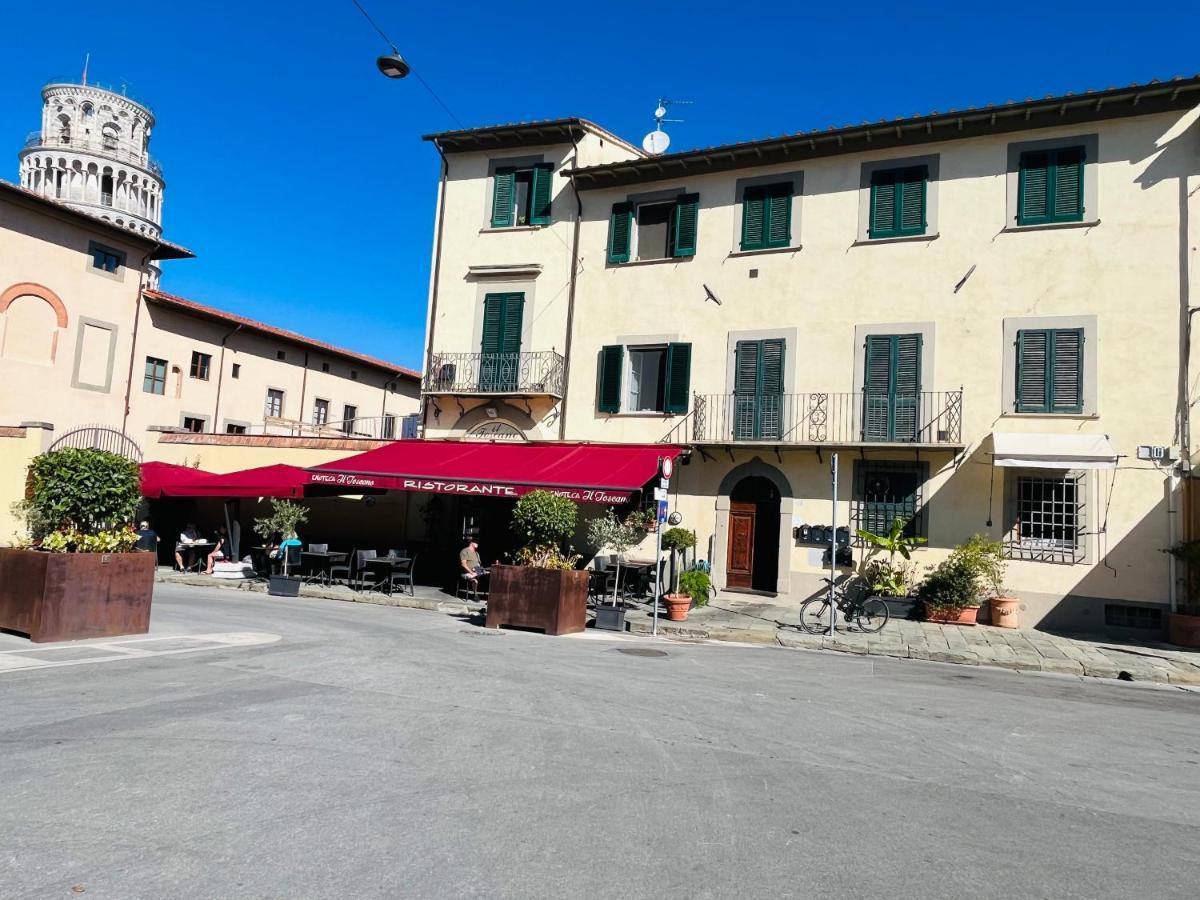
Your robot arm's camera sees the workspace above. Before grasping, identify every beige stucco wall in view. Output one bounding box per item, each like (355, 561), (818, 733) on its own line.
(0, 424), (54, 544)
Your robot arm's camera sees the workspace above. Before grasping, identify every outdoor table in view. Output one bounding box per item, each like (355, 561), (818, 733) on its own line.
(363, 556), (412, 596)
(301, 550), (348, 586)
(176, 541), (215, 573)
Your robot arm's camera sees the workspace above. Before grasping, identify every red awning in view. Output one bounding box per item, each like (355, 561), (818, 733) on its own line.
(141, 461), (214, 498)
(307, 441), (681, 503)
(181, 464), (309, 499)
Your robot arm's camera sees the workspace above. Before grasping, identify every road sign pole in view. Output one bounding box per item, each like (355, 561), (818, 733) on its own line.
(653, 513), (662, 636)
(828, 452), (839, 636)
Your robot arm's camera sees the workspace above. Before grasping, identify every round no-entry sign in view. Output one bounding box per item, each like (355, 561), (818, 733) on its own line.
(660, 457), (674, 480)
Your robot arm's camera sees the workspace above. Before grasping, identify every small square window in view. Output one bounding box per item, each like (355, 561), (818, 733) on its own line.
(852, 461), (929, 540)
(231, 363), (241, 379)
(143, 356), (167, 395)
(189, 351), (211, 380)
(1006, 473), (1085, 564)
(276, 350), (286, 361)
(89, 243), (124, 273)
(265, 388), (284, 418)
(350, 370), (358, 381)
(321, 362), (330, 373)
(182, 416), (206, 433)
(225, 423), (247, 435)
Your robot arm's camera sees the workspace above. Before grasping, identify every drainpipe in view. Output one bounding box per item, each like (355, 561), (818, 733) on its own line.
(122, 240), (161, 438)
(298, 350), (310, 436)
(420, 142), (450, 436)
(557, 134), (584, 440)
(212, 323), (244, 431)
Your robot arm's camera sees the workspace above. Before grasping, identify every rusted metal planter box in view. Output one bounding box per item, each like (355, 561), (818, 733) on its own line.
(0, 548), (155, 643)
(485, 565), (588, 636)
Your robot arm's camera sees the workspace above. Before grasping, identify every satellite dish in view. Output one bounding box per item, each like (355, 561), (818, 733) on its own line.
(654, 106), (667, 120)
(642, 129), (670, 155)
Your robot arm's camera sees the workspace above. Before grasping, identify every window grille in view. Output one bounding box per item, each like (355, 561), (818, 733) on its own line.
(852, 460), (928, 540)
(1007, 472), (1085, 563)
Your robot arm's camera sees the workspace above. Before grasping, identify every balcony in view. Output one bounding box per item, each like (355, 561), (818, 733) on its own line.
(23, 131), (163, 177)
(664, 390), (964, 448)
(423, 351), (565, 399)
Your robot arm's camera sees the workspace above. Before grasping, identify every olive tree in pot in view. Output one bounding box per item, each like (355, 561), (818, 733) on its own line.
(586, 509), (654, 631)
(1, 448), (150, 642)
(666, 567), (711, 622)
(486, 491), (587, 635)
(855, 516), (925, 620)
(660, 526), (697, 593)
(253, 499), (309, 597)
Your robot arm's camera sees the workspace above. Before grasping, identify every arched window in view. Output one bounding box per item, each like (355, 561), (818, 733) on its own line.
(0, 284), (68, 365)
(101, 170), (114, 206)
(57, 115), (70, 143)
(102, 124), (119, 151)
(81, 102), (94, 119)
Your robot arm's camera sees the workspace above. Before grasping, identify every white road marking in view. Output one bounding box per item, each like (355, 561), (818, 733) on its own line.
(0, 632), (281, 673)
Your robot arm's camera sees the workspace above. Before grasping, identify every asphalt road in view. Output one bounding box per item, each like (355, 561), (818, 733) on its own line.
(2, 583), (1198, 899)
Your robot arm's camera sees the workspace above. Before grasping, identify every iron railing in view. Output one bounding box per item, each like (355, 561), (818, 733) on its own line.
(244, 414), (419, 441)
(675, 390), (963, 445)
(423, 351), (565, 397)
(48, 425), (143, 461)
(23, 131), (163, 176)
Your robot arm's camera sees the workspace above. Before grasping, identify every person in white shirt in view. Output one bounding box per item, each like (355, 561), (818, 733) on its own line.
(175, 523), (202, 571)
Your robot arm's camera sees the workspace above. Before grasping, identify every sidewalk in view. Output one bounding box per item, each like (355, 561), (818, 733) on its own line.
(624, 596), (1200, 687)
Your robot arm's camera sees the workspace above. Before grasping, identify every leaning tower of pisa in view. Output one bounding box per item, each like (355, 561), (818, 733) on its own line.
(18, 81), (165, 239)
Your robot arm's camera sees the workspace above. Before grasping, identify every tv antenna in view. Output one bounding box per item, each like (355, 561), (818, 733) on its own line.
(642, 97), (692, 156)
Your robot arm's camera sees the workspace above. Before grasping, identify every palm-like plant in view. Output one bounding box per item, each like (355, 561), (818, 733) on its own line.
(855, 516), (926, 597)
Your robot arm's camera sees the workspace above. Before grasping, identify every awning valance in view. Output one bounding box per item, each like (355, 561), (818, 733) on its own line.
(991, 432), (1118, 470)
(141, 461), (214, 498)
(306, 440), (681, 503)
(140, 462), (308, 498)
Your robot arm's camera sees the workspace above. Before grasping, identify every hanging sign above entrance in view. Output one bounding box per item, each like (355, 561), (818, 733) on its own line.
(465, 421), (527, 442)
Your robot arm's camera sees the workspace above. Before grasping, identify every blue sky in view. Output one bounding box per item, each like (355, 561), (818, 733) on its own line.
(1, 1), (1197, 370)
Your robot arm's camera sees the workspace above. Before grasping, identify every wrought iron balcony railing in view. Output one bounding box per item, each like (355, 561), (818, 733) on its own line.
(23, 131), (163, 176)
(664, 390), (963, 446)
(423, 351), (565, 397)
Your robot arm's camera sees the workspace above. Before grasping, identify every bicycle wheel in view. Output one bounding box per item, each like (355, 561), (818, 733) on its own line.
(856, 597), (890, 633)
(799, 597), (832, 634)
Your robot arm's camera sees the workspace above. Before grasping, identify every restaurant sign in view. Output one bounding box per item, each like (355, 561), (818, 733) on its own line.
(307, 471), (630, 504)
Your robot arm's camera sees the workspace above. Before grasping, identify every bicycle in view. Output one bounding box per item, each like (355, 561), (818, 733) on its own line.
(798, 578), (889, 634)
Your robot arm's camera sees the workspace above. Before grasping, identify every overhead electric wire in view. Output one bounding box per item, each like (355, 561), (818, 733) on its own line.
(348, 0), (466, 129)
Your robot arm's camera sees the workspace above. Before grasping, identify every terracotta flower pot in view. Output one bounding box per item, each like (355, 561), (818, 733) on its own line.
(1166, 612), (1200, 648)
(990, 596), (1021, 629)
(663, 593), (692, 622)
(922, 603), (980, 626)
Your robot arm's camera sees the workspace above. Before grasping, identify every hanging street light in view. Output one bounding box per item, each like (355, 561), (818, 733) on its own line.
(376, 52), (410, 79)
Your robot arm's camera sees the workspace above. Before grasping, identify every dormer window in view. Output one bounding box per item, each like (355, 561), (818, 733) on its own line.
(491, 164), (553, 227)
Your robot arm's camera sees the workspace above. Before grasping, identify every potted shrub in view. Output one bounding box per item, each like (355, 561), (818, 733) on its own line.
(855, 517), (925, 620)
(666, 567), (711, 622)
(586, 509), (654, 631)
(486, 491), (587, 635)
(917, 535), (1006, 626)
(253, 499), (309, 597)
(660, 526), (697, 593)
(955, 534), (1017, 627)
(0, 448), (152, 642)
(1164, 541), (1200, 646)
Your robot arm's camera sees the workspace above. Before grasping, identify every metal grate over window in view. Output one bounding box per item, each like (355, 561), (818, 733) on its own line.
(1007, 472), (1085, 564)
(852, 460), (929, 540)
(1104, 604), (1162, 630)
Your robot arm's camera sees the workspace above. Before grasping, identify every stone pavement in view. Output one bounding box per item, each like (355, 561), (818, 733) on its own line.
(625, 596), (1200, 687)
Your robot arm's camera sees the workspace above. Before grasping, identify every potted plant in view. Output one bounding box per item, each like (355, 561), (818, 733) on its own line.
(955, 534), (1016, 627)
(916, 535), (1005, 626)
(1164, 541), (1200, 646)
(253, 498), (309, 597)
(666, 567), (711, 622)
(1, 448), (151, 642)
(855, 517), (925, 619)
(487, 491), (587, 635)
(586, 509), (654, 631)
(660, 526), (697, 593)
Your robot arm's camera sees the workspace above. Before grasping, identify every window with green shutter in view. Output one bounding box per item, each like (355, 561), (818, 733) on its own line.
(491, 162), (554, 227)
(868, 166), (928, 239)
(479, 293), (524, 392)
(741, 183), (792, 251)
(597, 345), (624, 413)
(1017, 147), (1085, 225)
(862, 333), (922, 441)
(607, 202), (633, 264)
(733, 338), (785, 440)
(664, 343), (692, 414)
(609, 194), (700, 263)
(1015, 328), (1084, 413)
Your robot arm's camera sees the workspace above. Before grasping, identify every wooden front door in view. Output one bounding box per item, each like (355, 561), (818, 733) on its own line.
(726, 501), (756, 589)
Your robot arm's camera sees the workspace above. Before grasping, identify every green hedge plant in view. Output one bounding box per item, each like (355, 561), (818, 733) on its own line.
(19, 448), (142, 552)
(511, 490), (580, 569)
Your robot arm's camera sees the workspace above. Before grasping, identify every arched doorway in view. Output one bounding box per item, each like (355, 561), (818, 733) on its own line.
(726, 476), (781, 591)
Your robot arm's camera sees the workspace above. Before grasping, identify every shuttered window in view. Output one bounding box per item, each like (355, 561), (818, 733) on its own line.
(1018, 147), (1084, 225)
(608, 194), (699, 263)
(868, 166), (928, 239)
(597, 345), (624, 413)
(664, 343), (692, 414)
(491, 163), (554, 227)
(480, 293), (524, 392)
(733, 338), (785, 440)
(862, 333), (922, 441)
(1015, 328), (1084, 413)
(741, 183), (792, 251)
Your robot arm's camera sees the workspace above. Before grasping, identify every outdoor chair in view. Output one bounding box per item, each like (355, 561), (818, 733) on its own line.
(284, 544), (302, 574)
(457, 570), (487, 602)
(387, 548), (407, 559)
(355, 549), (378, 590)
(387, 554), (417, 596)
(308, 543), (328, 553)
(329, 548), (356, 586)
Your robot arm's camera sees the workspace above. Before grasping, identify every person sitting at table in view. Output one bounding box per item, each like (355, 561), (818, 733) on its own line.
(460, 537), (488, 583)
(205, 526), (229, 575)
(135, 520), (159, 554)
(269, 529), (302, 573)
(175, 522), (202, 571)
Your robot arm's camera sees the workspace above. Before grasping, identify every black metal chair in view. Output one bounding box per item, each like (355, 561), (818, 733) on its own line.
(330, 548), (356, 586)
(284, 544), (302, 575)
(387, 554), (417, 596)
(308, 543), (329, 553)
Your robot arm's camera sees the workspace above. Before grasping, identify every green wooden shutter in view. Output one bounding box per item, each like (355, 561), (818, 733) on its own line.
(1049, 328), (1084, 413)
(893, 333), (922, 440)
(664, 343), (692, 414)
(1015, 330), (1049, 412)
(759, 338), (785, 439)
(1052, 148), (1084, 221)
(741, 187), (766, 251)
(597, 345), (624, 413)
(672, 193), (699, 257)
(898, 168), (927, 235)
(500, 295), (524, 353)
(869, 171), (897, 238)
(607, 202), (633, 264)
(480, 295), (504, 353)
(765, 184), (792, 248)
(733, 340), (760, 439)
(491, 168), (515, 228)
(529, 164), (553, 225)
(1018, 152), (1050, 225)
(863, 334), (892, 440)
